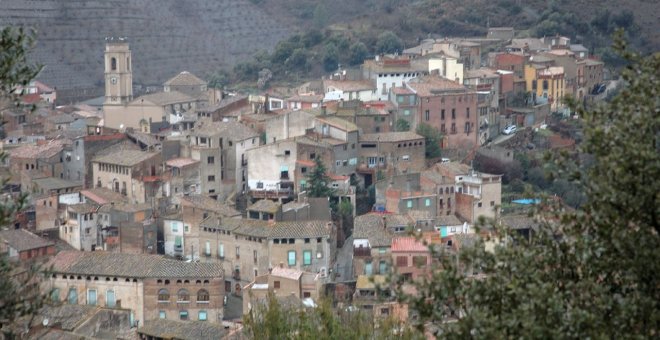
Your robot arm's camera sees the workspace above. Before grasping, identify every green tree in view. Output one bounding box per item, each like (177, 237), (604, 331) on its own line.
(323, 43), (339, 72)
(395, 118), (410, 132)
(286, 48), (309, 71)
(312, 3), (328, 29)
(376, 31), (403, 54)
(0, 26), (49, 338)
(348, 41), (369, 66)
(415, 123), (442, 159)
(207, 69), (229, 89)
(404, 35), (660, 338)
(306, 157), (334, 198)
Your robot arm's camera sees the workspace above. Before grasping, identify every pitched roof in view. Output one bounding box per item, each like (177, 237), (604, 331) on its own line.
(248, 199), (281, 214)
(270, 266), (303, 280)
(407, 76), (467, 96)
(192, 120), (259, 140)
(81, 188), (129, 205)
(268, 220), (333, 239)
(354, 213), (393, 247)
(323, 79), (375, 92)
(360, 131), (423, 143)
(0, 229), (54, 252)
(49, 251), (224, 278)
(435, 215), (462, 226)
(92, 150), (159, 166)
(163, 71), (207, 86)
(139, 319), (229, 340)
(314, 115), (358, 132)
(133, 91), (194, 106)
(33, 177), (81, 191)
(7, 139), (67, 160)
(391, 237), (428, 252)
(165, 158), (199, 168)
(180, 195), (241, 217)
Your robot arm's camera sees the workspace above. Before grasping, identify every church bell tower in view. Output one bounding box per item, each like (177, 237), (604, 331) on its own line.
(104, 37), (133, 106)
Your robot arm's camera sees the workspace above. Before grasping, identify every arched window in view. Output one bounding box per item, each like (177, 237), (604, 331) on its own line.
(158, 289), (169, 302)
(177, 289), (190, 302)
(111, 57), (117, 71)
(197, 289), (209, 302)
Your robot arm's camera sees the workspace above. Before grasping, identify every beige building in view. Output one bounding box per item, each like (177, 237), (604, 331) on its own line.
(243, 265), (322, 314)
(45, 251), (224, 325)
(92, 149), (163, 204)
(102, 40), (207, 130)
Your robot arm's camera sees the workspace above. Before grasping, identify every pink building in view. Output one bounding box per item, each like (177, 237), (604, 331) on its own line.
(391, 237), (431, 281)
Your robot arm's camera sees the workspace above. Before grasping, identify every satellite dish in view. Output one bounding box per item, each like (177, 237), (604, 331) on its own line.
(42, 318), (49, 326)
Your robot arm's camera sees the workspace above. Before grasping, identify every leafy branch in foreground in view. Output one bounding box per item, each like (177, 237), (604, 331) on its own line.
(402, 31), (659, 338)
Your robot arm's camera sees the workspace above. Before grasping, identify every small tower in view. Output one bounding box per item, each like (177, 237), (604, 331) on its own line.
(104, 37), (133, 106)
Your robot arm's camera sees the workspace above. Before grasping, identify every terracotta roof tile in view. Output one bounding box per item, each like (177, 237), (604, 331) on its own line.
(391, 237), (428, 252)
(0, 229), (54, 252)
(49, 251), (224, 278)
(163, 71), (207, 86)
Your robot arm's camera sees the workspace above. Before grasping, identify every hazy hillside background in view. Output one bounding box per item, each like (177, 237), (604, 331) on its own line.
(2, 0), (657, 101)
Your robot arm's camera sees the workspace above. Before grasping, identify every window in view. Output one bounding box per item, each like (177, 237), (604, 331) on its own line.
(198, 311), (207, 321)
(208, 175), (215, 182)
(288, 250), (296, 266)
(171, 222), (179, 233)
(451, 109), (456, 119)
(441, 109), (445, 120)
(67, 288), (77, 304)
(478, 202), (483, 208)
(284, 150), (291, 156)
(218, 244), (224, 258)
(274, 281), (281, 289)
(110, 57), (117, 71)
(402, 155), (410, 161)
(396, 256), (408, 267)
(184, 225), (189, 233)
(425, 198), (431, 207)
(379, 260), (388, 274)
(365, 261), (373, 275)
(236, 246), (240, 259)
(207, 156), (214, 164)
(174, 236), (182, 248)
(543, 80), (549, 90)
(466, 108), (470, 119)
(491, 201), (495, 207)
(158, 289), (170, 302)
(301, 167), (307, 174)
(253, 250), (258, 264)
(205, 241), (211, 256)
(197, 289), (209, 303)
(177, 289), (190, 302)
(179, 311), (189, 320)
(303, 250), (312, 265)
(51, 288), (60, 302)
(159, 311), (166, 319)
(404, 109), (410, 116)
(106, 290), (116, 308)
(406, 200), (413, 208)
(425, 110), (430, 121)
(87, 289), (97, 306)
(532, 80), (537, 90)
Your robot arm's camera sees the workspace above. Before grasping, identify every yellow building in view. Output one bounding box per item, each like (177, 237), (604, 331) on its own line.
(524, 64), (566, 111)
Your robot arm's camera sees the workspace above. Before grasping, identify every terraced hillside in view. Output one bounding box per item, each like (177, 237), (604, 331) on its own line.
(2, 0), (290, 102)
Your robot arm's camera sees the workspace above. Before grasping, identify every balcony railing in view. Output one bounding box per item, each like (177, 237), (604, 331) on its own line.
(353, 247), (372, 257)
(250, 188), (293, 199)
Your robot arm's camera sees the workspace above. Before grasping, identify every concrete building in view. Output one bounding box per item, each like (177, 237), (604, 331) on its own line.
(358, 132), (426, 180)
(0, 228), (56, 262)
(45, 251), (224, 325)
(524, 64), (566, 111)
(406, 76), (479, 150)
(164, 158), (200, 197)
(188, 120), (259, 200)
(59, 203), (99, 251)
(322, 79), (377, 102)
(334, 100), (394, 134)
(362, 56), (428, 101)
(464, 68), (502, 145)
(391, 237), (431, 282)
(428, 55), (464, 84)
(63, 133), (132, 188)
(246, 137), (333, 201)
(91, 149), (163, 204)
(243, 265), (322, 315)
(435, 162), (502, 223)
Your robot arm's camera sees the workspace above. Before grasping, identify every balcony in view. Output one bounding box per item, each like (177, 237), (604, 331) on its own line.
(353, 246), (372, 257)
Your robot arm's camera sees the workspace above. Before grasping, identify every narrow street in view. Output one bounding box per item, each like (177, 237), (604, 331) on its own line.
(334, 235), (354, 282)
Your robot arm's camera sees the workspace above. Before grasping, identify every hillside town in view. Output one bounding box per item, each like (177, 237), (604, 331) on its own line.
(1, 27), (612, 339)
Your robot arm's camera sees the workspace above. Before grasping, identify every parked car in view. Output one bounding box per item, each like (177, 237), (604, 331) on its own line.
(503, 125), (517, 135)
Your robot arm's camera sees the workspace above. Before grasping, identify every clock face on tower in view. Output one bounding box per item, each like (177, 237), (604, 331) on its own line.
(111, 77), (117, 84)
